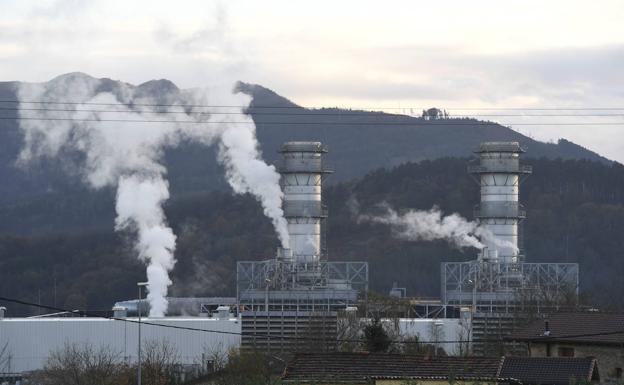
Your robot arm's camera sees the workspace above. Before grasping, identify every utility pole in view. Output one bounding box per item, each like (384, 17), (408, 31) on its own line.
(137, 282), (148, 385)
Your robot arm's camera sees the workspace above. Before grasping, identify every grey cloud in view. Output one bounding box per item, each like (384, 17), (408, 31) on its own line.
(268, 44), (624, 106)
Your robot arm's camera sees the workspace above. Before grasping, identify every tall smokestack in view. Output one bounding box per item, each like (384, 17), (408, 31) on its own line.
(469, 142), (531, 263)
(278, 142), (331, 272)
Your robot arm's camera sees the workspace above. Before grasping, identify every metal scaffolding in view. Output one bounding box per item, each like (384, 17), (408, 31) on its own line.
(237, 260), (368, 298)
(441, 260), (579, 313)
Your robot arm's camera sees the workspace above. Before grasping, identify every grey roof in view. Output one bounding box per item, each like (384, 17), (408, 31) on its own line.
(499, 356), (599, 385)
(508, 312), (624, 346)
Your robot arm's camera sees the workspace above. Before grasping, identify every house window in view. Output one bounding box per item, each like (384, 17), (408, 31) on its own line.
(616, 367), (622, 379)
(557, 347), (574, 357)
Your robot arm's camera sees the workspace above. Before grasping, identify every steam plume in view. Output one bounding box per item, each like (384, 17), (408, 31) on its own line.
(16, 74), (288, 315)
(355, 200), (517, 252)
(115, 176), (176, 316)
(218, 122), (289, 248)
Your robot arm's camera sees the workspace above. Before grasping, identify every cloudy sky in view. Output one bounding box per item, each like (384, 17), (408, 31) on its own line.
(2, 0), (623, 161)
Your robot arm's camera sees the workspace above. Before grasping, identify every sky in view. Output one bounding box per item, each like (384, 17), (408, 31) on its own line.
(1, 0), (623, 162)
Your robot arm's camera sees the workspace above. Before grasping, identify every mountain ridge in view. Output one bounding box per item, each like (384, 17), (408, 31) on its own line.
(0, 73), (612, 207)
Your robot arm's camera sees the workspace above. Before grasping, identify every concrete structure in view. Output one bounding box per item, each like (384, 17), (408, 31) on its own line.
(0, 315), (241, 374)
(443, 142), (579, 355)
(237, 141), (368, 353)
(468, 142), (532, 263)
(242, 311), (337, 353)
(279, 142), (331, 273)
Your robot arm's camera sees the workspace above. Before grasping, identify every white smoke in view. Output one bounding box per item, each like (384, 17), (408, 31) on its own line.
(115, 176), (175, 317)
(16, 74), (289, 316)
(357, 201), (518, 253)
(218, 123), (289, 248)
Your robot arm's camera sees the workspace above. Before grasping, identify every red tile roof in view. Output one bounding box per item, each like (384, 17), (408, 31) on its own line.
(282, 352), (600, 385)
(499, 356), (598, 385)
(282, 352), (502, 383)
(508, 313), (624, 345)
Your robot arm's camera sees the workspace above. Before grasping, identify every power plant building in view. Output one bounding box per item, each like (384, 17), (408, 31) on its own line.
(0, 140), (585, 380)
(441, 142), (579, 354)
(0, 313), (240, 376)
(237, 142), (368, 353)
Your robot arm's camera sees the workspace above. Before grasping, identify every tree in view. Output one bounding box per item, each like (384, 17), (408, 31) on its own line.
(141, 339), (181, 385)
(363, 317), (392, 352)
(401, 335), (436, 356)
(337, 308), (364, 352)
(31, 340), (186, 385)
(421, 108), (448, 120)
(32, 343), (127, 385)
(212, 349), (274, 385)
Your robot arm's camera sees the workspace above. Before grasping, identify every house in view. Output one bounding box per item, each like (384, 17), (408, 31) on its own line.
(281, 352), (599, 385)
(499, 356), (599, 385)
(282, 352), (505, 384)
(508, 312), (624, 383)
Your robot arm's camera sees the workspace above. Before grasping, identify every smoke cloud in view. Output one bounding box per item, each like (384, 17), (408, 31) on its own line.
(355, 200), (517, 253)
(218, 124), (289, 248)
(115, 176), (175, 317)
(16, 73), (288, 316)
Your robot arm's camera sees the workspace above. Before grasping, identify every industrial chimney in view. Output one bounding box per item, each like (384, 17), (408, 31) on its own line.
(278, 142), (331, 273)
(469, 142), (531, 264)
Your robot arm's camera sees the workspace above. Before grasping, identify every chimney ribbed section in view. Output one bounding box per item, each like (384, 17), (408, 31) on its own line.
(278, 142), (331, 269)
(469, 142), (531, 263)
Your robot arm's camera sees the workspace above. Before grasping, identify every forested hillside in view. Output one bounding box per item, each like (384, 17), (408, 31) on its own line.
(2, 157), (624, 315)
(0, 74), (609, 206)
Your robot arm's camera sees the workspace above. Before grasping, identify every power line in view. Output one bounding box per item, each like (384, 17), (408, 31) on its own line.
(1, 117), (622, 126)
(2, 107), (624, 118)
(2, 100), (624, 111)
(1, 295), (623, 345)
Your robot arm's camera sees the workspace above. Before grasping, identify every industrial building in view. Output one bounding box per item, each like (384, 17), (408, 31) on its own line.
(441, 142), (579, 354)
(0, 310), (240, 377)
(237, 142), (369, 353)
(0, 140), (584, 380)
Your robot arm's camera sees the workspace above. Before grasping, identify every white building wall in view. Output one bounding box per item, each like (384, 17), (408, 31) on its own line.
(382, 318), (471, 356)
(0, 317), (241, 373)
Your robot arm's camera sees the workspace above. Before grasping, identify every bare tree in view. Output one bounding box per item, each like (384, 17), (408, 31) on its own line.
(336, 309), (364, 352)
(141, 339), (181, 385)
(197, 341), (228, 375)
(33, 343), (125, 385)
(212, 348), (274, 385)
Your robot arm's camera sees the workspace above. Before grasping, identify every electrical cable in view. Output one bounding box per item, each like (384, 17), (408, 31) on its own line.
(0, 117), (621, 126)
(2, 100), (624, 111)
(1, 106), (624, 118)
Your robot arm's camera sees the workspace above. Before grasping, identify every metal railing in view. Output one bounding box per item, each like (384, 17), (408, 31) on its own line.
(467, 164), (532, 174)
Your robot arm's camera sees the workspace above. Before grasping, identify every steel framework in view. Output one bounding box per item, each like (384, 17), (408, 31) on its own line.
(237, 260), (368, 296)
(442, 261), (579, 313)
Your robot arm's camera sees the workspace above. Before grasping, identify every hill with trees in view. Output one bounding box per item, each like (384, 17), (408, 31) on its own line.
(0, 73), (609, 207)
(1, 157), (623, 315)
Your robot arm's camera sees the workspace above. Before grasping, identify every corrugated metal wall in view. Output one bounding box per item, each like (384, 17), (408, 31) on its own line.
(0, 317), (241, 373)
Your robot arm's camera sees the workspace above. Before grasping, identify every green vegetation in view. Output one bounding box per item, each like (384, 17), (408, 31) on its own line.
(2, 157), (624, 315)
